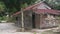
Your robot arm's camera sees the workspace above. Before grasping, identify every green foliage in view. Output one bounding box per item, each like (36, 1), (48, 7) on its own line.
(1, 0), (37, 16)
(34, 32), (36, 34)
(20, 3), (28, 8)
(0, 0), (37, 21)
(0, 2), (6, 12)
(54, 6), (60, 10)
(0, 1), (6, 18)
(0, 16), (7, 20)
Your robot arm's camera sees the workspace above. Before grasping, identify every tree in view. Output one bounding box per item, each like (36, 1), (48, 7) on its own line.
(0, 2), (6, 12)
(53, 5), (60, 10)
(0, 1), (6, 17)
(2, 0), (37, 15)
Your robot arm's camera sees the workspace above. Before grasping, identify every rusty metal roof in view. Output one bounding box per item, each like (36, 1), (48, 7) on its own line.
(12, 1), (50, 16)
(34, 9), (60, 15)
(12, 1), (60, 16)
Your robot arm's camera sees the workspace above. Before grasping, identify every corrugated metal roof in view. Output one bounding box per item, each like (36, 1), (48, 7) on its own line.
(34, 9), (60, 15)
(12, 1), (60, 16)
(12, 1), (51, 16)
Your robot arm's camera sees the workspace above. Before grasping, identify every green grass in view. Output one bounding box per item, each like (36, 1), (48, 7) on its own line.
(34, 32), (36, 34)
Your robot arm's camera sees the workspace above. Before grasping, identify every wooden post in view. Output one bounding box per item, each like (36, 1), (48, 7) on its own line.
(40, 14), (43, 28)
(21, 8), (24, 32)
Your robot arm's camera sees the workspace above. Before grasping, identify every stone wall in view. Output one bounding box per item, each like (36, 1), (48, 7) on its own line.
(40, 14), (58, 28)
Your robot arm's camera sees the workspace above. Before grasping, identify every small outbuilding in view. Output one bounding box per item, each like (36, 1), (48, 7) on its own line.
(12, 1), (60, 29)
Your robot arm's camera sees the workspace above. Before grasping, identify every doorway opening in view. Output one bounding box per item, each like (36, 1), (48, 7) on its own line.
(32, 13), (35, 28)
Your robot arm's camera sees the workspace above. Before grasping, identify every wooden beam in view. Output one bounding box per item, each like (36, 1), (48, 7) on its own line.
(21, 8), (24, 32)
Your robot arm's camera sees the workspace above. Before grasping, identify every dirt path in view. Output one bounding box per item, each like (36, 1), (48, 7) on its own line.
(0, 23), (59, 34)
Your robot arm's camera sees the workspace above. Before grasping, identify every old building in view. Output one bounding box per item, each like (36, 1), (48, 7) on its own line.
(12, 1), (60, 29)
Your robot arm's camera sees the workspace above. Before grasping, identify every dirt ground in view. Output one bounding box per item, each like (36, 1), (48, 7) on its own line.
(0, 23), (60, 34)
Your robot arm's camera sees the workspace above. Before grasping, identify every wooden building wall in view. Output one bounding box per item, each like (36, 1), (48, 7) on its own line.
(14, 10), (59, 29)
(35, 14), (40, 29)
(23, 10), (33, 29)
(15, 14), (22, 27)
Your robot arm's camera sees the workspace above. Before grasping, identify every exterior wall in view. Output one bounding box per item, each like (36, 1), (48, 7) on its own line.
(15, 12), (59, 29)
(40, 14), (47, 28)
(15, 14), (22, 27)
(15, 10), (33, 29)
(24, 10), (33, 29)
(43, 14), (58, 28)
(35, 14), (58, 28)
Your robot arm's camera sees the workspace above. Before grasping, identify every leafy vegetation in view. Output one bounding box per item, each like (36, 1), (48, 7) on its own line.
(53, 6), (60, 10)
(0, 0), (37, 21)
(2, 0), (37, 15)
(0, 0), (60, 22)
